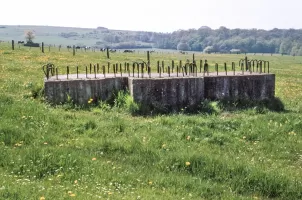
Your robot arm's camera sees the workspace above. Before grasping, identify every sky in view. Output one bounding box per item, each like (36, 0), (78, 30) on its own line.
(1, 0), (302, 32)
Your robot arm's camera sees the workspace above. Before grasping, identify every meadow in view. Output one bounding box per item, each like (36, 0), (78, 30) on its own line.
(0, 42), (302, 200)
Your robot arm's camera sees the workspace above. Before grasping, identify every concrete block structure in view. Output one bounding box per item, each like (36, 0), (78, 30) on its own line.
(44, 72), (275, 110)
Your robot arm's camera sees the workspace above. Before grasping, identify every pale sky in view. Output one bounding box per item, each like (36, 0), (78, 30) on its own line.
(1, 0), (301, 32)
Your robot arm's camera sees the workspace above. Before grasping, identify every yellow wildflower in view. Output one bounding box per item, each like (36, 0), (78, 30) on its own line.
(185, 162), (191, 166)
(88, 98), (93, 104)
(288, 131), (296, 136)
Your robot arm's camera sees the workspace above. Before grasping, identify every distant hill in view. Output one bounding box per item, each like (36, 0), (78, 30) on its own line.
(0, 25), (155, 49)
(1, 25), (302, 55)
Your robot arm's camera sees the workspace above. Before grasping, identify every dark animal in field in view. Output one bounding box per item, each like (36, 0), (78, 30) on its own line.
(76, 46), (81, 49)
(100, 48), (106, 52)
(124, 49), (134, 53)
(67, 45), (72, 49)
(179, 51), (187, 54)
(110, 49), (116, 52)
(150, 50), (155, 53)
(18, 41), (24, 44)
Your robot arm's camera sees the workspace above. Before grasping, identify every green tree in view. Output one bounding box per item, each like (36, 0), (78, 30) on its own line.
(25, 30), (35, 43)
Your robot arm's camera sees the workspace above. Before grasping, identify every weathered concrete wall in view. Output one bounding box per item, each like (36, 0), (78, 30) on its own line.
(204, 74), (275, 100)
(128, 77), (204, 110)
(44, 77), (128, 105)
(44, 74), (275, 108)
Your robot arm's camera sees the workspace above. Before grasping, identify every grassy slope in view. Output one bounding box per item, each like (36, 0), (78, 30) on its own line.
(0, 43), (302, 199)
(0, 25), (145, 47)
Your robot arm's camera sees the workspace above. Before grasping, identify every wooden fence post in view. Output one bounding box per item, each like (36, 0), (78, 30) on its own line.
(106, 48), (110, 59)
(73, 45), (75, 56)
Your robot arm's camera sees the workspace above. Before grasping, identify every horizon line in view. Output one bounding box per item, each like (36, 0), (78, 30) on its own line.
(1, 24), (301, 33)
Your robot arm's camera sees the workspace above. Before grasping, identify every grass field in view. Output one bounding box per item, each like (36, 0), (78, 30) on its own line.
(0, 42), (302, 200)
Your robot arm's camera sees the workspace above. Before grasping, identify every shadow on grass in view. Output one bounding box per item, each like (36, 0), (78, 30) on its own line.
(216, 97), (286, 113)
(45, 97), (286, 116)
(130, 97), (286, 116)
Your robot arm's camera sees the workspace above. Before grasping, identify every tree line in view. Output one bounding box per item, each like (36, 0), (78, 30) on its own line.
(58, 26), (302, 55)
(150, 26), (302, 55)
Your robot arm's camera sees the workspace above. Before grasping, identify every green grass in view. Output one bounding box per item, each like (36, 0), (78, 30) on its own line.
(0, 42), (302, 199)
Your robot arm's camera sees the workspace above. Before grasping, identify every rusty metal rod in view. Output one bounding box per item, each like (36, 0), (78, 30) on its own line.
(77, 66), (79, 79)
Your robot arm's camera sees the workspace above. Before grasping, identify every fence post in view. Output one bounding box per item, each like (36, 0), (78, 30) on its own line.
(12, 40), (14, 50)
(42, 42), (44, 53)
(106, 48), (110, 59)
(73, 45), (75, 56)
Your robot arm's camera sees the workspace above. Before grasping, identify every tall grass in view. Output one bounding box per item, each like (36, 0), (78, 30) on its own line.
(0, 43), (302, 199)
